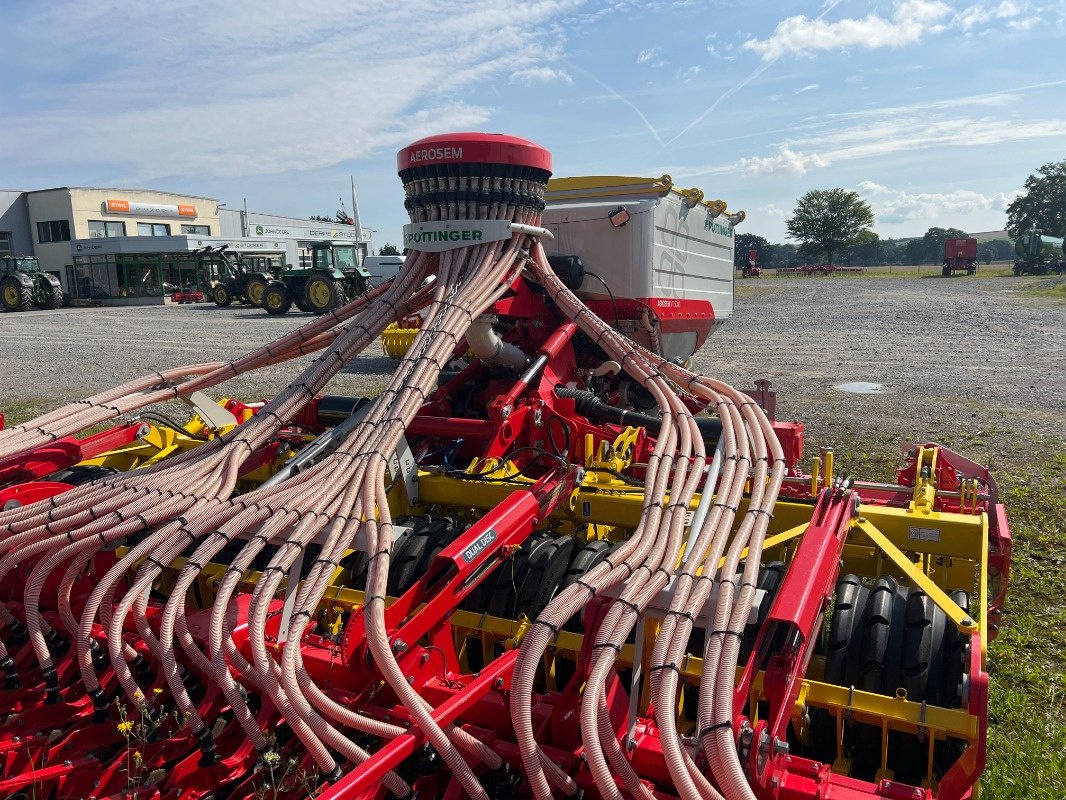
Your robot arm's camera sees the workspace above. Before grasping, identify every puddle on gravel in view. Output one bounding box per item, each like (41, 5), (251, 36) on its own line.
(833, 381), (884, 394)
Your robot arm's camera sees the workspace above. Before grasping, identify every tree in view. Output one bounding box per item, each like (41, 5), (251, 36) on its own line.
(733, 233), (771, 269)
(844, 230), (884, 266)
(921, 226), (968, 263)
(378, 244), (400, 256)
(786, 189), (874, 266)
(903, 239), (925, 265)
(1006, 161), (1066, 238)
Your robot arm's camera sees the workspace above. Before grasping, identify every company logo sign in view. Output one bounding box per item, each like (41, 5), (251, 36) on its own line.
(703, 218), (734, 238)
(460, 528), (498, 565)
(408, 146), (463, 164)
(402, 220), (512, 252)
(105, 199), (197, 218)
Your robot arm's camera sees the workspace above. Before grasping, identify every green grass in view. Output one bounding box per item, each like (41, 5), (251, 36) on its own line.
(816, 433), (1066, 799)
(1021, 277), (1066, 300)
(0, 396), (61, 428)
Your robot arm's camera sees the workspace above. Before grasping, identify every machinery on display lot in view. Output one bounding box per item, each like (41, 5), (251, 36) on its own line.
(1011, 227), (1065, 275)
(198, 245), (273, 308)
(0, 133), (1010, 800)
(0, 255), (64, 312)
(741, 248), (761, 278)
(942, 239), (978, 277)
(774, 263), (865, 277)
(262, 241), (373, 315)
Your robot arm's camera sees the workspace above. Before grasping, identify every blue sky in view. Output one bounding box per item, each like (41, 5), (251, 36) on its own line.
(2, 0), (1063, 248)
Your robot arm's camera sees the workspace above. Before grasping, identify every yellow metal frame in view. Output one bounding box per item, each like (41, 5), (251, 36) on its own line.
(545, 174), (740, 219)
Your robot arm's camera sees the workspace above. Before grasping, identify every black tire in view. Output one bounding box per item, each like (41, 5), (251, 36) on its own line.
(304, 272), (340, 314)
(857, 576), (905, 695)
(939, 590), (970, 709)
(386, 515), (462, 597)
(559, 540), (613, 632)
(43, 465), (119, 486)
(294, 299), (312, 313)
(39, 281), (64, 310)
(1, 277), (32, 312)
(900, 591), (948, 704)
(484, 532), (574, 620)
(824, 574), (871, 687)
(942, 266), (951, 277)
(213, 284), (233, 307)
(263, 284), (291, 315)
(244, 276), (268, 308)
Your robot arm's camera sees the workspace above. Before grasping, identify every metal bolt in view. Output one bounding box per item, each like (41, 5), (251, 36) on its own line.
(494, 677), (504, 689)
(772, 738), (789, 757)
(392, 638), (407, 653)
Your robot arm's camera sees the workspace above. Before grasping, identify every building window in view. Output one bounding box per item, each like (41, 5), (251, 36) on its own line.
(88, 220), (126, 238)
(37, 220), (71, 243)
(137, 222), (171, 236)
(181, 224), (210, 235)
(0, 232), (11, 255)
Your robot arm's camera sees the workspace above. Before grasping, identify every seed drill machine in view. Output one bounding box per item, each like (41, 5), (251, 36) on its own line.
(0, 133), (1010, 800)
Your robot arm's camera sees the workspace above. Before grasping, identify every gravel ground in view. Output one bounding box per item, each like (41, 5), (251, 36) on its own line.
(1, 276), (1063, 468)
(693, 274), (1066, 469)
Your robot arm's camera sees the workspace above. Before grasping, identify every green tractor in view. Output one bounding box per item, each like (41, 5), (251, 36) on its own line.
(262, 241), (372, 315)
(198, 245), (273, 307)
(0, 256), (64, 312)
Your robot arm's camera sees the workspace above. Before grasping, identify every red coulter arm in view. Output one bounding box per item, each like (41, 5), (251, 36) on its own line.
(734, 486), (857, 789)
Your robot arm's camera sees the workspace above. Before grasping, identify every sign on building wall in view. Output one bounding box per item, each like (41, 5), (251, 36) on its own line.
(248, 223), (363, 242)
(105, 199), (198, 217)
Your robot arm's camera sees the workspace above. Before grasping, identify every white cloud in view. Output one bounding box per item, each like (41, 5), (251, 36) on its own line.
(795, 83), (820, 94)
(857, 182), (1023, 223)
(737, 146), (829, 176)
(677, 65), (702, 82)
(637, 47), (663, 65)
(0, 0), (582, 179)
(744, 0), (951, 60)
(511, 66), (573, 84)
(956, 0), (1023, 30)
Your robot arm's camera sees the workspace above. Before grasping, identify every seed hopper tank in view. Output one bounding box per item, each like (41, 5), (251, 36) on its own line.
(0, 133), (1010, 800)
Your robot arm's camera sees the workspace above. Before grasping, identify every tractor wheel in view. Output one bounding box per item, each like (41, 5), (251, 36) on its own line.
(294, 299), (312, 313)
(38, 281), (64, 310)
(43, 465), (119, 486)
(942, 266), (951, 277)
(305, 272), (340, 314)
(244, 277), (268, 308)
(213, 284), (233, 307)
(1, 277), (32, 312)
(262, 284), (292, 315)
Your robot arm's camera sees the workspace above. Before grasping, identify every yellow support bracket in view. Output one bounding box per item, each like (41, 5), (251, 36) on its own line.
(910, 446), (938, 514)
(854, 518), (977, 634)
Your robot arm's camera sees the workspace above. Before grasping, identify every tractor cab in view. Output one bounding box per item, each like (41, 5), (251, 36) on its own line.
(308, 241), (370, 280)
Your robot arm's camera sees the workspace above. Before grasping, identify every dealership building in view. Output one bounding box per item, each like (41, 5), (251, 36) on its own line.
(0, 187), (371, 303)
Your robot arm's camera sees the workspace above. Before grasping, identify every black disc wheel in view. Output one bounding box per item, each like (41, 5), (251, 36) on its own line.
(263, 284), (291, 315)
(43, 465), (119, 486)
(213, 284), (233, 307)
(244, 276), (268, 307)
(304, 272), (340, 314)
(1, 277), (32, 312)
(484, 532), (574, 620)
(386, 515), (463, 597)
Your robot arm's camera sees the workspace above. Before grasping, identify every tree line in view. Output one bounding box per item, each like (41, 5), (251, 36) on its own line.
(735, 229), (1015, 270)
(737, 159), (1065, 269)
